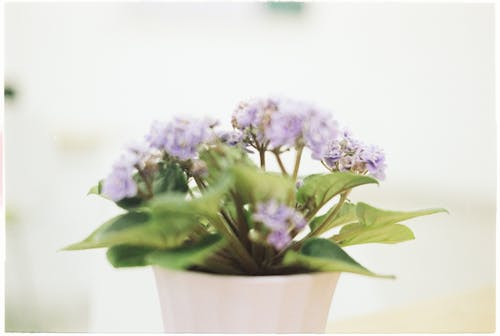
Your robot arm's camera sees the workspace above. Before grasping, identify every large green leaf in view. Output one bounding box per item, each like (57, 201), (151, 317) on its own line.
(146, 234), (225, 270)
(283, 238), (393, 278)
(63, 211), (172, 250)
(297, 172), (378, 210)
(230, 164), (295, 204)
(148, 175), (233, 239)
(107, 245), (156, 268)
(356, 202), (448, 228)
(309, 202), (357, 232)
(334, 223), (415, 246)
(150, 175), (232, 219)
(328, 203), (447, 246)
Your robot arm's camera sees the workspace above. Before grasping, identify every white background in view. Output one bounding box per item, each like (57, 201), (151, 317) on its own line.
(4, 2), (495, 331)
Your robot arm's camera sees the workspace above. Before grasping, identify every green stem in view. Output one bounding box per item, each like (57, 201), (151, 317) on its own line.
(136, 165), (154, 197)
(273, 151), (289, 176)
(320, 160), (332, 171)
(231, 191), (251, 249)
(272, 190), (352, 261)
(309, 190), (351, 238)
(259, 149), (266, 170)
(292, 146), (304, 180)
(212, 216), (259, 274)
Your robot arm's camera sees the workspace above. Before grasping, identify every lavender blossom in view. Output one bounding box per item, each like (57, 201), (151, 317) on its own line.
(102, 154), (138, 201)
(303, 108), (339, 160)
(232, 99), (264, 129)
(267, 230), (291, 250)
(124, 139), (152, 167)
(359, 144), (386, 180)
(265, 100), (306, 149)
(146, 118), (213, 161)
(146, 120), (169, 150)
(323, 130), (387, 180)
(231, 97), (278, 145)
(253, 200), (307, 250)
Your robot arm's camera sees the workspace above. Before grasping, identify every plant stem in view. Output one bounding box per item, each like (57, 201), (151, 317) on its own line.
(259, 148), (266, 170)
(272, 190), (352, 262)
(211, 215), (259, 274)
(309, 190), (351, 238)
(320, 160), (332, 171)
(231, 191), (251, 249)
(292, 146), (304, 180)
(136, 165), (154, 197)
(273, 151), (289, 176)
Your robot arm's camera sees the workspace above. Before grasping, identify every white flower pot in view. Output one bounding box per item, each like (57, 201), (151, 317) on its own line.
(153, 266), (340, 333)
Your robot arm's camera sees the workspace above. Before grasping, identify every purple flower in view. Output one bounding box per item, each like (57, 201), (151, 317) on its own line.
(101, 139), (154, 202)
(267, 230), (291, 250)
(359, 144), (386, 180)
(124, 140), (152, 167)
(146, 118), (213, 161)
(253, 200), (307, 250)
(231, 97), (279, 145)
(146, 120), (169, 150)
(232, 99), (264, 129)
(102, 154), (138, 201)
(303, 108), (339, 160)
(323, 130), (387, 180)
(265, 99), (306, 149)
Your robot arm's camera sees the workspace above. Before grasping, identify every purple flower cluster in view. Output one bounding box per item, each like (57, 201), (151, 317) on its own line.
(231, 97), (339, 159)
(323, 130), (387, 179)
(102, 117), (215, 202)
(102, 140), (151, 201)
(253, 200), (307, 250)
(146, 118), (214, 161)
(232, 98), (278, 144)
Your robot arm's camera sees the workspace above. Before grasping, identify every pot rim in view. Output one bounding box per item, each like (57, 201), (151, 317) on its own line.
(153, 266), (340, 283)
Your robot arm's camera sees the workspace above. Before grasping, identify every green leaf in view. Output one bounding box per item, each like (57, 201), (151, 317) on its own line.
(150, 175), (232, 219)
(309, 202), (357, 232)
(297, 172), (378, 210)
(328, 203), (447, 246)
(283, 238), (393, 278)
(87, 180), (103, 195)
(152, 162), (188, 195)
(230, 164), (295, 204)
(107, 245), (156, 268)
(334, 223), (415, 246)
(63, 211), (172, 250)
(200, 144), (255, 183)
(356, 202), (448, 228)
(148, 175), (233, 240)
(146, 234), (225, 270)
(116, 196), (144, 210)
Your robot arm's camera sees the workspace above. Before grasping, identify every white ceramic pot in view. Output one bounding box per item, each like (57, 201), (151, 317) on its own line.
(153, 267), (340, 333)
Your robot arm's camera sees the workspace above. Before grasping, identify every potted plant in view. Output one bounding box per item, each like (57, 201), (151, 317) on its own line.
(65, 97), (446, 333)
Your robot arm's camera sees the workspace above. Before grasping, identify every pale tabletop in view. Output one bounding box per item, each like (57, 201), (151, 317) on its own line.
(327, 286), (495, 333)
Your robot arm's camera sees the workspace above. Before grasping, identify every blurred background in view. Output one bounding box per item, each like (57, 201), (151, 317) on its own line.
(4, 2), (495, 332)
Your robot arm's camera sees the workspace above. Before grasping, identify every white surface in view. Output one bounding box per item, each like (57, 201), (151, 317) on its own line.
(4, 3), (495, 332)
